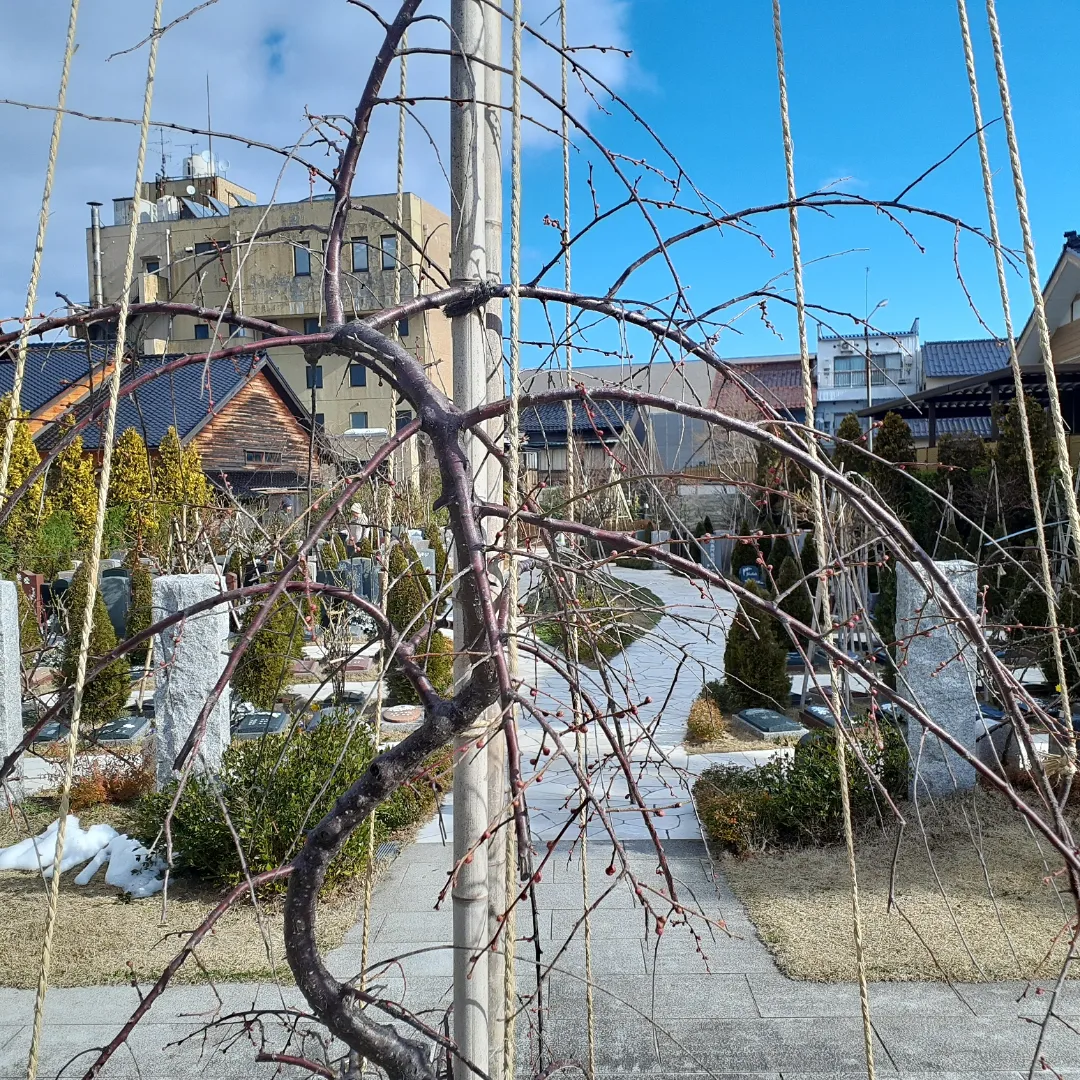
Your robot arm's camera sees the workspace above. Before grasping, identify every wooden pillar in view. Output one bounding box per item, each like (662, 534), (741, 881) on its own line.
(928, 401), (937, 449)
(990, 381), (1000, 441)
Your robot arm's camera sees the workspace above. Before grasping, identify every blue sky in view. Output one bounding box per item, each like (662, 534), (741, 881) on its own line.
(519, 0), (1080, 363)
(2, 0), (1076, 366)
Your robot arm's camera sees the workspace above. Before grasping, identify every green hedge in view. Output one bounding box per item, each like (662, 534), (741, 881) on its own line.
(694, 720), (908, 855)
(134, 710), (450, 891)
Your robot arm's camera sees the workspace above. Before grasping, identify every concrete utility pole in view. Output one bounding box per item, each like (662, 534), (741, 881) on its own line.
(449, 1), (495, 1076)
(481, 3), (511, 1077)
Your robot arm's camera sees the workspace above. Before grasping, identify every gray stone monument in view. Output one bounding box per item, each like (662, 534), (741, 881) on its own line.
(0, 582), (22, 798)
(152, 575), (231, 789)
(99, 572), (131, 640)
(896, 559), (980, 799)
(339, 558), (380, 604)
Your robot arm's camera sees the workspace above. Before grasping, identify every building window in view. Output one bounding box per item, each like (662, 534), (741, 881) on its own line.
(144, 259), (160, 274)
(303, 317), (321, 335)
(306, 365), (323, 390)
(397, 318), (409, 338)
(350, 411), (369, 430)
(351, 238), (369, 273)
(294, 244), (311, 277)
(245, 450), (283, 465)
(194, 323), (210, 340)
(833, 355), (864, 389)
(228, 322), (247, 337)
(349, 364), (367, 388)
(314, 412), (325, 427)
(194, 241), (217, 256)
(380, 234), (397, 270)
(396, 409), (413, 432)
(870, 352), (903, 387)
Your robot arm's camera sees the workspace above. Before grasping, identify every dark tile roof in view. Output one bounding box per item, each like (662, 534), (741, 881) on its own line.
(37, 353), (268, 451)
(0, 341), (110, 414)
(908, 416), (992, 439)
(923, 339), (1009, 379)
(520, 399), (637, 442)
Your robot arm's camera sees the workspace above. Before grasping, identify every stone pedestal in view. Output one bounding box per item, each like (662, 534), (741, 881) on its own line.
(152, 575), (230, 789)
(896, 559), (980, 799)
(0, 582), (22, 798)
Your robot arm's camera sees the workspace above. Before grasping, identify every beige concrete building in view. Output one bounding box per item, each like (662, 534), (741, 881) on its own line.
(83, 153), (452, 445)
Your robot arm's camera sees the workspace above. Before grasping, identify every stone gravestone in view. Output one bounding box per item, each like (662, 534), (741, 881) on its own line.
(99, 571), (131, 640)
(0, 583), (22, 798)
(339, 558), (380, 605)
(896, 559), (980, 799)
(152, 575), (231, 789)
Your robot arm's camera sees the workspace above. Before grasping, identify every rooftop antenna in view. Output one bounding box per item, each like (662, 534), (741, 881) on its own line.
(206, 73), (214, 176)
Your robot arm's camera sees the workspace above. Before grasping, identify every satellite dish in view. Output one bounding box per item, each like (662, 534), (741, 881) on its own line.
(185, 184), (196, 195)
(218, 159), (230, 173)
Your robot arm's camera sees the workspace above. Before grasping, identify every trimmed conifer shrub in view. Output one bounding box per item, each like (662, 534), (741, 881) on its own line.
(776, 555), (813, 640)
(231, 592), (305, 709)
(60, 564), (130, 730)
(125, 551), (153, 666)
(729, 520), (759, 577)
(723, 583), (791, 710)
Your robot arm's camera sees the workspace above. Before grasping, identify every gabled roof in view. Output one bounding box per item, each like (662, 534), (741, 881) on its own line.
(923, 339), (1009, 379)
(0, 341), (111, 415)
(520, 399), (638, 442)
(1015, 243), (1080, 367)
(35, 351), (309, 452)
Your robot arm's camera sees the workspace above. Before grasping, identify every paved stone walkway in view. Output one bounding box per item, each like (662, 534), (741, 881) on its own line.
(417, 566), (777, 846)
(339, 836), (1079, 1079)
(4, 569), (1078, 1077)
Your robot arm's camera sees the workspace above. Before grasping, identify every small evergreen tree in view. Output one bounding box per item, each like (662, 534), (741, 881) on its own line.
(156, 426), (211, 528)
(15, 579), (43, 657)
(48, 420), (98, 548)
(422, 522), (450, 598)
(231, 593), (305, 709)
(723, 583), (791, 710)
(109, 427), (156, 541)
(869, 412), (916, 510)
(26, 512), (76, 581)
(994, 394), (1056, 533)
(798, 529), (819, 584)
(833, 412), (865, 474)
(768, 531), (794, 571)
(729, 519), (759, 577)
(60, 564), (130, 729)
(384, 540), (451, 704)
(125, 550), (153, 666)
(0, 395), (45, 557)
(776, 556), (813, 641)
(757, 519), (775, 565)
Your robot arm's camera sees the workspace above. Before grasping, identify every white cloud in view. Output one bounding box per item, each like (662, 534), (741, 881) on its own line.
(0, 0), (633, 325)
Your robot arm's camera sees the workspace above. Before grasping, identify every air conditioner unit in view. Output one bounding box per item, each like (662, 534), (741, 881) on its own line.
(838, 341), (854, 352)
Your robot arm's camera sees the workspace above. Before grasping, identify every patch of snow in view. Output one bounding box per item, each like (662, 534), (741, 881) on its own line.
(0, 816), (164, 897)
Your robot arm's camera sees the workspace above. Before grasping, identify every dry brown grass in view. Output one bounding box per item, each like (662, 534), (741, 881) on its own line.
(0, 799), (359, 988)
(684, 696), (770, 754)
(718, 787), (1080, 982)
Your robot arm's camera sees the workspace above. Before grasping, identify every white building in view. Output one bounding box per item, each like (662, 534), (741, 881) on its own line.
(814, 319), (921, 434)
